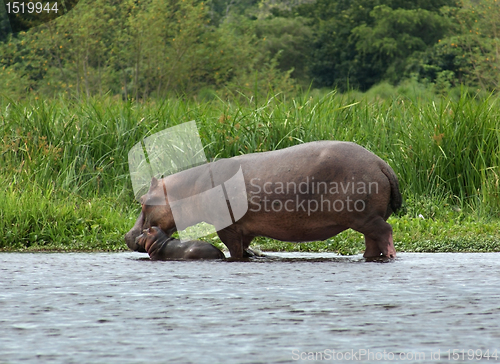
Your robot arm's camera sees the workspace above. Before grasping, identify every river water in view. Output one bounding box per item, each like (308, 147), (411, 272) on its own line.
(1, 252), (499, 363)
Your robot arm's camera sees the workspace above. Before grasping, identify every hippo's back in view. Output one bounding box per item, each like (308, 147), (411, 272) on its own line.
(231, 141), (390, 180)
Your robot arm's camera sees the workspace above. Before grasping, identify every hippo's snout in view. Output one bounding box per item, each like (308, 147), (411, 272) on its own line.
(125, 210), (147, 252)
(125, 230), (146, 252)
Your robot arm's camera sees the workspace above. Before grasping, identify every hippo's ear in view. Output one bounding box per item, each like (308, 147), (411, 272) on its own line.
(150, 177), (158, 190)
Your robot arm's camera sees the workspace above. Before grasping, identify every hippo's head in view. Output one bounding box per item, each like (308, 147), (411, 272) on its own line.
(124, 177), (177, 252)
(133, 226), (170, 254)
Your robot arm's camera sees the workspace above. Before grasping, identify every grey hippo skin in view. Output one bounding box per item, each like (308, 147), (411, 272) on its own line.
(125, 141), (402, 259)
(136, 226), (225, 260)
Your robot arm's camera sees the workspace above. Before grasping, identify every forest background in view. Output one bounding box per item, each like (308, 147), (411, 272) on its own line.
(1, 0), (499, 253)
(1, 0), (500, 98)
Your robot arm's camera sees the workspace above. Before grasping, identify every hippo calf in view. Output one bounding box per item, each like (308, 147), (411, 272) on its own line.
(136, 226), (225, 260)
(125, 141), (402, 259)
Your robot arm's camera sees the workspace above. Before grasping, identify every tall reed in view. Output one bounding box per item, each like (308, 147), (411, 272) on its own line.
(1, 90), (499, 216)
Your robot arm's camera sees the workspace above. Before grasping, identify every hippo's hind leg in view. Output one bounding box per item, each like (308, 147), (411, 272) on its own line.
(217, 227), (244, 258)
(360, 217), (396, 258)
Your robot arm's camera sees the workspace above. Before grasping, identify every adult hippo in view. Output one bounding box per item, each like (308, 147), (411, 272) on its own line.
(125, 141), (402, 259)
(135, 226), (225, 260)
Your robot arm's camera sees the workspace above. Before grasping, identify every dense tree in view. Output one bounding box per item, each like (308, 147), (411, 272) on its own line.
(1, 4), (12, 42)
(254, 16), (313, 83)
(411, 0), (500, 91)
(0, 0), (295, 98)
(1, 0), (499, 98)
(295, 0), (458, 90)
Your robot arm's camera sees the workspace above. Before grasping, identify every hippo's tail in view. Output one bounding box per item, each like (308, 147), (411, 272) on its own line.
(381, 166), (402, 213)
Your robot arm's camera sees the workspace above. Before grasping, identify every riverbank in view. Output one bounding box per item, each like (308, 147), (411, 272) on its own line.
(1, 91), (499, 254)
(1, 172), (499, 255)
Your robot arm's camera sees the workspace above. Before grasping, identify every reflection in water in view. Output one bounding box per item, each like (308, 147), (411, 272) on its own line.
(0, 252), (499, 363)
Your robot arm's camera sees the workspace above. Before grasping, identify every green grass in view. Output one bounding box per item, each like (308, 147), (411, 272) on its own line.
(1, 89), (499, 253)
(0, 179), (135, 251)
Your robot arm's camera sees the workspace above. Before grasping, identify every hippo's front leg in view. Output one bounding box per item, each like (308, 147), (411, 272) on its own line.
(217, 227), (245, 259)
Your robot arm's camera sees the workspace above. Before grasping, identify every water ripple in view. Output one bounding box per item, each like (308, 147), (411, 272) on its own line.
(0, 252), (499, 363)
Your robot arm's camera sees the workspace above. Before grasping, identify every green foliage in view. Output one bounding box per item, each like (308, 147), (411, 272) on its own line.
(352, 5), (450, 83)
(410, 0), (500, 92)
(1, 92), (499, 252)
(296, 0), (457, 90)
(0, 0), (294, 99)
(0, 178), (132, 251)
(2, 0), (500, 95)
(253, 16), (313, 83)
(2, 91), (499, 210)
(1, 4), (12, 42)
